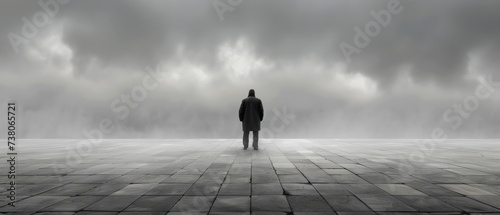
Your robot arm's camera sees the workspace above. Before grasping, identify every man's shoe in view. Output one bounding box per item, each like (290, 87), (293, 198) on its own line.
(243, 147), (248, 150)
(253, 147), (258, 150)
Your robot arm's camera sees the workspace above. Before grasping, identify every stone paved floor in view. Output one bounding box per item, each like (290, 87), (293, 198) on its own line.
(1, 139), (500, 214)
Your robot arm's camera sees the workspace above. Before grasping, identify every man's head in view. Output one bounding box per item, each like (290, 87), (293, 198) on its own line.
(248, 89), (255, 97)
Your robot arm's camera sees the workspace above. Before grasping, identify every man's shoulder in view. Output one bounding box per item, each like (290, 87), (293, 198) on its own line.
(244, 97), (261, 102)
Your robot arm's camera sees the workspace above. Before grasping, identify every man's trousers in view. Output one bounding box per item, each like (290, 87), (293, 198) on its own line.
(243, 130), (259, 148)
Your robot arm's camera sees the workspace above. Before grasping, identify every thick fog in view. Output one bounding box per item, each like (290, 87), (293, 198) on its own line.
(1, 0), (500, 138)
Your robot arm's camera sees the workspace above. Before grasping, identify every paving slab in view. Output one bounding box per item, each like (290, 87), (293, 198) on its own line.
(84, 195), (141, 211)
(436, 196), (500, 212)
(41, 196), (104, 211)
(375, 184), (427, 196)
(2, 139), (500, 214)
(211, 196), (250, 212)
(322, 195), (373, 212)
(313, 184), (351, 196)
(282, 183), (319, 195)
(286, 195), (333, 212)
(0, 196), (68, 212)
(170, 195), (215, 212)
(111, 184), (156, 196)
(394, 195), (461, 212)
(251, 195), (291, 212)
(438, 184), (497, 196)
(218, 183), (251, 195)
(356, 195), (416, 211)
(145, 184), (192, 195)
(252, 183), (284, 195)
(123, 195), (181, 211)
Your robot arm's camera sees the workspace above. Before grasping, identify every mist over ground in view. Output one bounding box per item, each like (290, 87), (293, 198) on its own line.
(1, 0), (500, 138)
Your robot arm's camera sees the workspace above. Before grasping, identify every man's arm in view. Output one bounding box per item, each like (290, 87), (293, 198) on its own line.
(258, 100), (264, 121)
(239, 100), (245, 121)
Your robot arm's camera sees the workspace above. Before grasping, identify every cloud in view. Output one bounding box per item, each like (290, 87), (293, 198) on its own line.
(1, 0), (500, 138)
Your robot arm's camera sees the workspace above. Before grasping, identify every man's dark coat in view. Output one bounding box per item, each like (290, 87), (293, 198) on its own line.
(239, 89), (264, 131)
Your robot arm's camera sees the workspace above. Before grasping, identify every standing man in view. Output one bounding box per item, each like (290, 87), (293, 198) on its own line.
(239, 89), (264, 150)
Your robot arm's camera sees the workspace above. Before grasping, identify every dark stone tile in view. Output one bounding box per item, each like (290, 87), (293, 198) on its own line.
(375, 184), (426, 195)
(323, 195), (372, 212)
(34, 212), (77, 215)
(123, 195), (181, 211)
(80, 183), (129, 196)
(299, 169), (336, 183)
(77, 212), (117, 215)
(294, 213), (338, 215)
(84, 196), (140, 211)
(313, 184), (351, 196)
(282, 184), (319, 195)
(15, 184), (62, 196)
(438, 184), (496, 195)
(197, 174), (226, 184)
(111, 184), (156, 195)
(275, 168), (301, 175)
(211, 196), (250, 212)
(346, 184), (390, 196)
(185, 183), (221, 196)
(437, 196), (500, 212)
(167, 212), (206, 215)
(208, 212), (250, 215)
(72, 175), (121, 184)
(357, 195), (416, 212)
(252, 173), (280, 184)
(42, 196), (104, 211)
(406, 182), (461, 196)
(170, 196), (215, 212)
(336, 212), (375, 215)
(358, 173), (396, 184)
(107, 175), (144, 184)
(41, 184), (97, 196)
(224, 174), (250, 183)
(218, 183), (251, 195)
(251, 212), (288, 215)
(462, 175), (500, 184)
(0, 196), (68, 212)
(252, 184), (283, 195)
(469, 195), (500, 209)
(324, 169), (351, 175)
(375, 213), (430, 215)
(133, 175), (170, 183)
(286, 196), (333, 212)
(469, 184), (500, 195)
(145, 184), (191, 195)
(161, 174), (201, 184)
(395, 195), (460, 212)
(278, 174), (309, 183)
(331, 175), (368, 184)
(118, 212), (164, 215)
(251, 195), (290, 212)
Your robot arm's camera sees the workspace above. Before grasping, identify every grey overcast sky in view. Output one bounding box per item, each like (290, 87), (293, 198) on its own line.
(1, 0), (500, 138)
